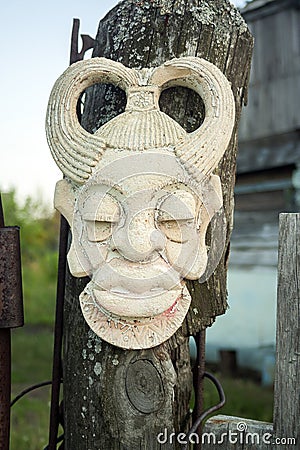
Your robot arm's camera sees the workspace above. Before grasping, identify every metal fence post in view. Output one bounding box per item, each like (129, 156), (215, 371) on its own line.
(0, 194), (24, 450)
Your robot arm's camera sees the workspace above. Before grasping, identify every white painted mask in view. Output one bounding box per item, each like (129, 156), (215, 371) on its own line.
(46, 57), (235, 349)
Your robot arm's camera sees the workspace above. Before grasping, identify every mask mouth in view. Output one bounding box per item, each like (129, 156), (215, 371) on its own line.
(79, 283), (192, 349)
(90, 282), (184, 318)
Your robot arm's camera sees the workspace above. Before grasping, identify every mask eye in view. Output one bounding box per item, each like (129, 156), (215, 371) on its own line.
(156, 189), (197, 243)
(85, 220), (113, 242)
(157, 218), (194, 243)
(83, 193), (120, 242)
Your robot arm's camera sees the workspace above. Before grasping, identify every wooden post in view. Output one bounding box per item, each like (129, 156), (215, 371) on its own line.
(62, 1), (253, 448)
(273, 213), (300, 447)
(219, 349), (237, 378)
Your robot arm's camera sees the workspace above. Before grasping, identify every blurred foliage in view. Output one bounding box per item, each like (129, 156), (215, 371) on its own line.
(203, 373), (273, 423)
(1, 188), (59, 325)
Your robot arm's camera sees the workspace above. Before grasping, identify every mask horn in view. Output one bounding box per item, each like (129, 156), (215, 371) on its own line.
(46, 58), (138, 184)
(150, 57), (235, 179)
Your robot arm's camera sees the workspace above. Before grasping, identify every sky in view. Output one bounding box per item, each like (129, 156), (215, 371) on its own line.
(0, 0), (246, 207)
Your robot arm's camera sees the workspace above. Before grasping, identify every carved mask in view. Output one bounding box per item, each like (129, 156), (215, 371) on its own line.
(46, 57), (235, 349)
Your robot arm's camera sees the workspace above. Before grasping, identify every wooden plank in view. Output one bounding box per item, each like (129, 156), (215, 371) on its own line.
(291, 8), (300, 74)
(202, 415), (273, 449)
(240, 3), (300, 144)
(273, 213), (300, 448)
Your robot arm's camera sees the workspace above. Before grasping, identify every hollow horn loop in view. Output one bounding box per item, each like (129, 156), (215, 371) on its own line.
(46, 58), (139, 184)
(151, 57), (235, 181)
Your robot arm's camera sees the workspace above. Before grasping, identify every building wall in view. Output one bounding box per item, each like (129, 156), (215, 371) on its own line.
(206, 1), (300, 376)
(239, 0), (300, 142)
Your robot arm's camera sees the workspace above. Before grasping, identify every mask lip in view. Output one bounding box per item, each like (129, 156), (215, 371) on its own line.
(79, 283), (191, 350)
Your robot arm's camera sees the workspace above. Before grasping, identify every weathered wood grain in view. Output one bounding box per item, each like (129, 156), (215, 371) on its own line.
(239, 3), (300, 143)
(63, 1), (253, 448)
(273, 213), (300, 448)
(202, 415), (274, 450)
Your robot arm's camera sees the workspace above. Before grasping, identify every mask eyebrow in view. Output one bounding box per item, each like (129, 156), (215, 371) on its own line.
(83, 178), (126, 197)
(83, 212), (120, 222)
(81, 191), (121, 221)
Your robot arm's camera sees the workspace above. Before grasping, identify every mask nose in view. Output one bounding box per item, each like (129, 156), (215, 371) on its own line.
(110, 210), (166, 262)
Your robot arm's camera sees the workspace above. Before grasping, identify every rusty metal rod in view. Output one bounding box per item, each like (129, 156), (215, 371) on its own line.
(193, 330), (206, 450)
(0, 329), (11, 450)
(183, 372), (226, 450)
(0, 193), (10, 450)
(0, 193), (25, 450)
(47, 19), (96, 448)
(0, 194), (4, 228)
(10, 380), (53, 407)
(70, 18), (96, 64)
(48, 216), (69, 450)
(47, 20), (81, 449)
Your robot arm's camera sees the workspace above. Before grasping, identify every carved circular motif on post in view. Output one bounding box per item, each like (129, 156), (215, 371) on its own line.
(125, 359), (165, 414)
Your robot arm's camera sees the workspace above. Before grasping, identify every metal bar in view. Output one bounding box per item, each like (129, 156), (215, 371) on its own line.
(47, 19), (96, 448)
(0, 329), (11, 450)
(0, 193), (24, 450)
(70, 18), (96, 124)
(70, 18), (80, 64)
(10, 381), (53, 408)
(0, 194), (10, 450)
(0, 228), (24, 329)
(193, 330), (206, 450)
(48, 216), (69, 450)
(0, 194), (4, 228)
(183, 372), (226, 450)
(70, 18), (96, 65)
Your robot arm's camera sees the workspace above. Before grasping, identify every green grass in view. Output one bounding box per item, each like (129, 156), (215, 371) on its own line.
(10, 328), (54, 450)
(203, 373), (274, 423)
(10, 389), (52, 450)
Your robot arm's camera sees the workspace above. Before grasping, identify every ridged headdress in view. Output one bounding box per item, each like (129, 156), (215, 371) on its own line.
(46, 57), (235, 184)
